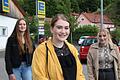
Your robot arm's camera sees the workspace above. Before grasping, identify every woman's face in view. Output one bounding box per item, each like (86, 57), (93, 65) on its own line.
(51, 19), (70, 42)
(18, 20), (27, 32)
(98, 31), (108, 45)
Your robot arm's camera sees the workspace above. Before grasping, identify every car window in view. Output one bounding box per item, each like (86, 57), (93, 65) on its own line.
(81, 38), (97, 46)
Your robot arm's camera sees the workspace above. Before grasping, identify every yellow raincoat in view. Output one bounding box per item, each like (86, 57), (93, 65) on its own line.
(32, 38), (85, 80)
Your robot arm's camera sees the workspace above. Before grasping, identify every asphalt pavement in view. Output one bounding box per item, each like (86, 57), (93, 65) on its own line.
(0, 51), (9, 80)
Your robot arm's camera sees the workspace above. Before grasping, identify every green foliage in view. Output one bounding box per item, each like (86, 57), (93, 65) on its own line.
(17, 0), (36, 16)
(44, 22), (51, 37)
(24, 15), (39, 42)
(77, 0), (99, 12)
(46, 0), (57, 17)
(17, 0), (113, 17)
(111, 28), (120, 40)
(73, 25), (99, 42)
(70, 0), (80, 13)
(105, 0), (120, 27)
(68, 16), (78, 43)
(46, 0), (72, 17)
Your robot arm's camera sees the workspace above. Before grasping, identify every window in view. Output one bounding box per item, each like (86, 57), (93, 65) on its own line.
(81, 18), (84, 21)
(82, 38), (97, 46)
(0, 26), (8, 36)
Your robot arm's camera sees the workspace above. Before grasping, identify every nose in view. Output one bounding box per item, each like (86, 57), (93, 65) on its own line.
(61, 28), (66, 33)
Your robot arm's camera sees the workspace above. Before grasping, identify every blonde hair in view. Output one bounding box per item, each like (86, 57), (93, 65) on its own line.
(97, 28), (113, 46)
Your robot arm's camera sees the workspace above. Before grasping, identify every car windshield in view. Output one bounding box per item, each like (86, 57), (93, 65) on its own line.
(81, 38), (97, 46)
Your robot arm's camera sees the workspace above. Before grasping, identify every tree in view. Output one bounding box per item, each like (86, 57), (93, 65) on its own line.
(17, 0), (36, 16)
(73, 25), (98, 42)
(70, 0), (80, 13)
(111, 28), (120, 40)
(24, 15), (39, 42)
(46, 0), (57, 17)
(44, 22), (51, 37)
(105, 0), (120, 27)
(77, 0), (99, 13)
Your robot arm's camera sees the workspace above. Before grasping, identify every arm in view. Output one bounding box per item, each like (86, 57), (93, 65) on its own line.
(32, 45), (49, 80)
(87, 50), (95, 80)
(115, 46), (120, 80)
(5, 38), (13, 75)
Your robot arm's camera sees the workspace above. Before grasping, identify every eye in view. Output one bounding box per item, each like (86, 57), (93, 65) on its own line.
(23, 24), (26, 25)
(103, 35), (106, 37)
(19, 23), (22, 25)
(99, 35), (102, 37)
(65, 26), (69, 30)
(19, 23), (26, 25)
(56, 25), (62, 29)
(99, 35), (106, 37)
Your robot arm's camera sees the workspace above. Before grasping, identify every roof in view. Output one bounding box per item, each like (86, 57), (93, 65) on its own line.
(82, 12), (113, 24)
(0, 0), (25, 18)
(71, 13), (79, 16)
(12, 0), (25, 16)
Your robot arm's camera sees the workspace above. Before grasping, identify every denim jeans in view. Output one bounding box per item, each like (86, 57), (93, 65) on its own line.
(12, 62), (32, 80)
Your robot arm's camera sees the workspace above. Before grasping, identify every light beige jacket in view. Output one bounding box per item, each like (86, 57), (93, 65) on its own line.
(32, 38), (85, 80)
(87, 43), (120, 80)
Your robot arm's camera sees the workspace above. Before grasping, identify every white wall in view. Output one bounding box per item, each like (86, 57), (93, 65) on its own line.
(0, 15), (17, 51)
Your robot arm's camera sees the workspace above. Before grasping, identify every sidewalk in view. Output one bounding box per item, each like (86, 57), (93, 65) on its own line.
(0, 50), (5, 58)
(0, 58), (9, 80)
(0, 49), (9, 80)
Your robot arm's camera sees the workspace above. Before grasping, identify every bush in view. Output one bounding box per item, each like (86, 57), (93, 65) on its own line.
(111, 28), (120, 40)
(73, 25), (98, 42)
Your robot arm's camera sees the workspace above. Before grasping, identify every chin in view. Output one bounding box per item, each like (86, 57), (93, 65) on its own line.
(58, 38), (66, 42)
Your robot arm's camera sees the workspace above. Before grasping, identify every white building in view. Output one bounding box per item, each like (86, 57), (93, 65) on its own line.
(0, 0), (25, 51)
(77, 12), (115, 31)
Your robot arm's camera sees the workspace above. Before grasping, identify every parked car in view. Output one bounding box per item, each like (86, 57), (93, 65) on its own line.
(78, 36), (89, 46)
(79, 36), (97, 61)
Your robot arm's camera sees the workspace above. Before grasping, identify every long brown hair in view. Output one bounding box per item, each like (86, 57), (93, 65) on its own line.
(11, 18), (33, 54)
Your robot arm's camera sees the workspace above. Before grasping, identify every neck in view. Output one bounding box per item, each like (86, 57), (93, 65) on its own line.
(99, 43), (107, 47)
(21, 32), (24, 37)
(52, 38), (64, 48)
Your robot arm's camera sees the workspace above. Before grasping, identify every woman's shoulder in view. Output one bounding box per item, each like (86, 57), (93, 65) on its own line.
(89, 43), (99, 49)
(35, 41), (46, 51)
(7, 36), (16, 41)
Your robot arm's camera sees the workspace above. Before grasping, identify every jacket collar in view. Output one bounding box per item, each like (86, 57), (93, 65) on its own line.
(91, 42), (115, 50)
(46, 38), (63, 75)
(92, 42), (118, 61)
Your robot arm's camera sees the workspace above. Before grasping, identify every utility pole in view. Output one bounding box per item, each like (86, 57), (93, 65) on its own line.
(36, 0), (38, 17)
(36, 0), (39, 42)
(36, 0), (46, 42)
(100, 0), (103, 29)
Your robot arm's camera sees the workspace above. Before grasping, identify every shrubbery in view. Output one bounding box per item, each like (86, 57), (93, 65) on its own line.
(72, 25), (99, 42)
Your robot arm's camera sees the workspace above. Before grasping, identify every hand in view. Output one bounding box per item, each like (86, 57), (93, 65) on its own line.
(9, 74), (16, 80)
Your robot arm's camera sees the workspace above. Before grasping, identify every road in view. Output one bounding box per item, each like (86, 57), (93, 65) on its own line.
(74, 44), (88, 80)
(0, 51), (9, 80)
(0, 44), (88, 80)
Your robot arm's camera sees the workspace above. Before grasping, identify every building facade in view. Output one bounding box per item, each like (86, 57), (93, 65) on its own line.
(0, 0), (25, 51)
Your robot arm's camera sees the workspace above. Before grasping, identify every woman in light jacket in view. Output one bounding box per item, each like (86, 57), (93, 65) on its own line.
(87, 28), (120, 80)
(32, 14), (85, 80)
